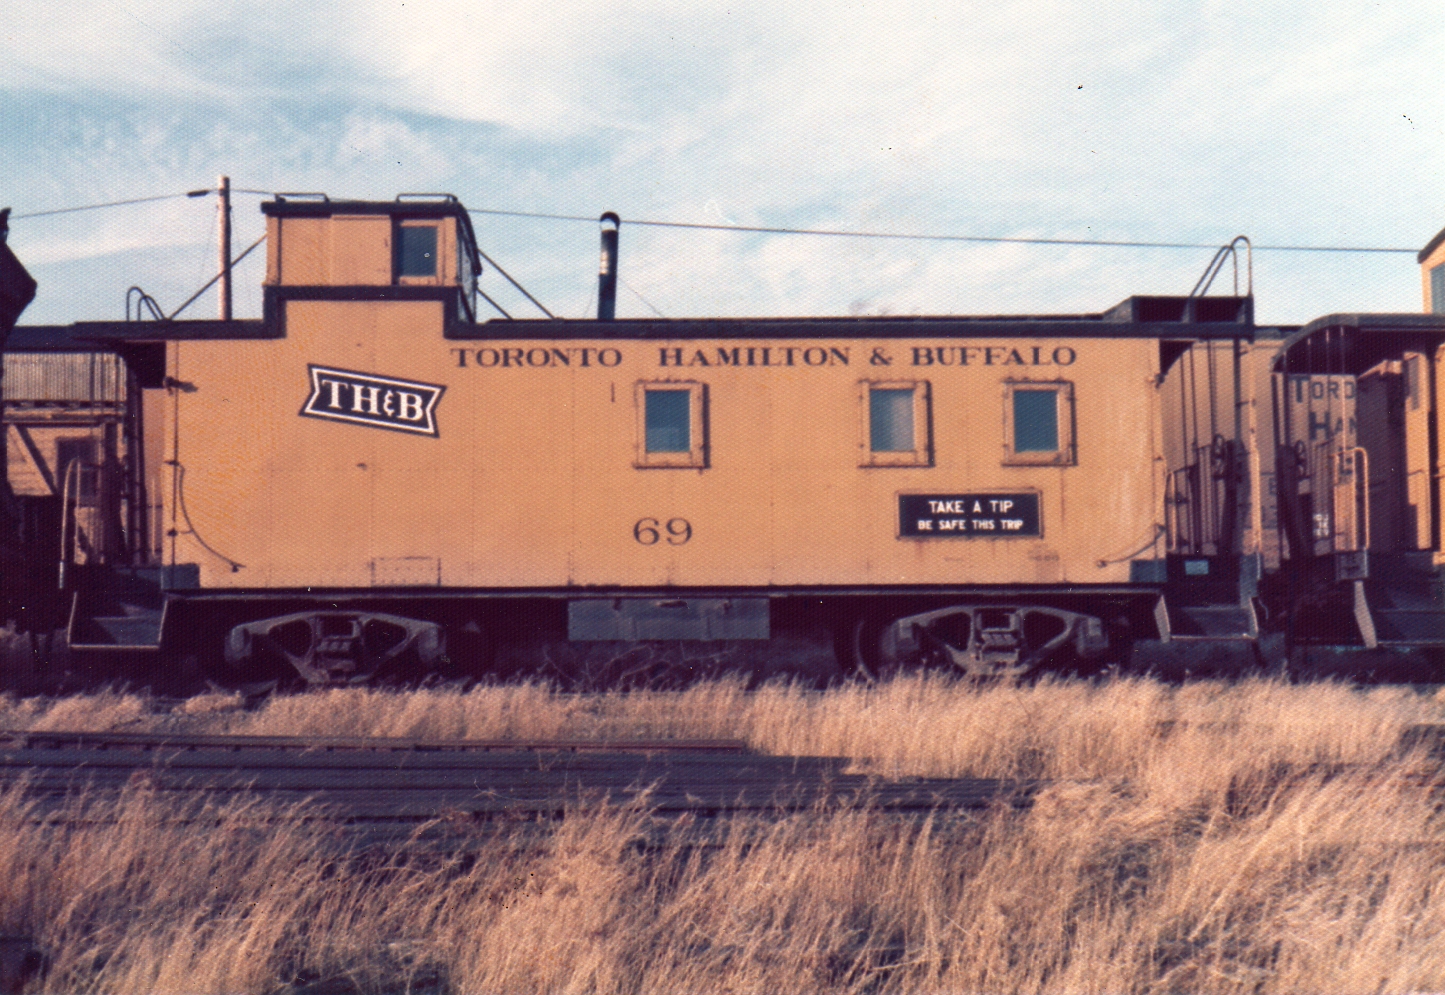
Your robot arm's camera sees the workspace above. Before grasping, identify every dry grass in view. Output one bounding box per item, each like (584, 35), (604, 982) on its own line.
(0, 675), (1444, 992)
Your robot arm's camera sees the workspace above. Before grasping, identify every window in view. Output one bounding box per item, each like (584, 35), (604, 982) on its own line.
(859, 381), (932, 466)
(56, 437), (99, 506)
(1432, 264), (1445, 316)
(1003, 381), (1075, 465)
(635, 382), (707, 468)
(397, 222), (440, 282)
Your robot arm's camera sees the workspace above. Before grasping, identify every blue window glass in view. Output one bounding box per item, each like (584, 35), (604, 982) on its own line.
(399, 226), (438, 278)
(645, 390), (691, 452)
(1013, 389), (1059, 452)
(1432, 264), (1445, 316)
(870, 388), (915, 452)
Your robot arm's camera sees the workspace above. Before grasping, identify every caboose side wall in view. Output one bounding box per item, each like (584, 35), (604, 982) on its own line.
(1421, 230), (1445, 316)
(161, 306), (1164, 592)
(264, 214), (462, 288)
(1157, 338), (1278, 567)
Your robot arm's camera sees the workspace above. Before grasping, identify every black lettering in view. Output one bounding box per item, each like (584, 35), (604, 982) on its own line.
(502, 348), (525, 368)
(577, 348), (593, 367)
(985, 347), (1002, 365)
(659, 348), (684, 366)
(1031, 346), (1042, 365)
(690, 350), (711, 366)
(599, 348), (622, 367)
(782, 347), (798, 366)
(550, 348), (571, 366)
(869, 347), (892, 366)
(716, 347), (741, 365)
(804, 347), (828, 366)
(1006, 349), (1026, 365)
(526, 348), (552, 367)
(1052, 346), (1076, 366)
(961, 347), (980, 365)
(830, 347), (850, 365)
(476, 348), (501, 367)
(452, 349), (468, 367)
(912, 347), (934, 366)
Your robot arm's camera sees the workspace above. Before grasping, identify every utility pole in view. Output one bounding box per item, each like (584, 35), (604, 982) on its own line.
(217, 175), (232, 320)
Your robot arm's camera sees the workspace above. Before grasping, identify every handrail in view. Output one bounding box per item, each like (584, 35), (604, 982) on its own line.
(57, 458), (92, 588)
(1189, 236), (1253, 298)
(126, 286), (165, 322)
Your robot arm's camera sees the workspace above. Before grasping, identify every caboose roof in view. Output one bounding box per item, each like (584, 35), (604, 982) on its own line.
(1420, 224), (1445, 264)
(7, 296), (1256, 349)
(1276, 312), (1445, 375)
(259, 195), (471, 220)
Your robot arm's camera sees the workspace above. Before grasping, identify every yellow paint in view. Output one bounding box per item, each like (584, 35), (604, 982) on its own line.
(162, 206), (1167, 592)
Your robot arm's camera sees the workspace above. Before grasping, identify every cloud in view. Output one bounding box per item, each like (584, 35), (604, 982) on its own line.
(2, 0), (1442, 325)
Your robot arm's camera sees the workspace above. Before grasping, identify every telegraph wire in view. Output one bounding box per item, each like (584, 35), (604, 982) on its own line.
(12, 191), (209, 220)
(467, 206), (1420, 255)
(11, 187), (273, 220)
(8, 190), (1421, 254)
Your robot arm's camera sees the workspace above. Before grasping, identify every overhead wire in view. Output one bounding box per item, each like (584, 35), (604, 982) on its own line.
(466, 206), (1420, 254)
(622, 278), (665, 318)
(8, 190), (1420, 253)
(11, 191), (212, 220)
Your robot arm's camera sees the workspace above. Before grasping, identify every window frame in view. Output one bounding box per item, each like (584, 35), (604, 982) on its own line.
(1002, 379), (1076, 466)
(395, 219), (449, 286)
(634, 381), (708, 469)
(858, 379), (933, 467)
(1432, 263), (1445, 316)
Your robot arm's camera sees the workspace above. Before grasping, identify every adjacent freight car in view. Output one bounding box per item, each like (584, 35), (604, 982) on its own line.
(2, 193), (1270, 688)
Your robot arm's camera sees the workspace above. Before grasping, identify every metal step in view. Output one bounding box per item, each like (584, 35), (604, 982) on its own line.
(1373, 609), (1445, 646)
(1164, 602), (1257, 641)
(1358, 579), (1445, 647)
(67, 601), (162, 650)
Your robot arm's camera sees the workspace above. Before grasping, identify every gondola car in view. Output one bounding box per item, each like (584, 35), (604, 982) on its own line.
(2, 193), (1285, 687)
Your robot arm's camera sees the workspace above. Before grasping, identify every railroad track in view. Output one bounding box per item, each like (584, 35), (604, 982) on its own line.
(8, 724), (1442, 846)
(0, 730), (1033, 848)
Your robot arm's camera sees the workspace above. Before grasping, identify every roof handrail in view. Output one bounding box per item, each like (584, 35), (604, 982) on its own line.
(1189, 236), (1252, 298)
(125, 286), (165, 322)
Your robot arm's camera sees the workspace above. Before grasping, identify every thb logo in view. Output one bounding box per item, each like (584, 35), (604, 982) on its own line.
(300, 365), (445, 437)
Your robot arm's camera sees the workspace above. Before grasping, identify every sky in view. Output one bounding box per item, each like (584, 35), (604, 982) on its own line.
(2, 0), (1442, 328)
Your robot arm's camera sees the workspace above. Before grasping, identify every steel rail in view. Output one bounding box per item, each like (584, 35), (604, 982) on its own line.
(0, 732), (1035, 832)
(0, 730), (749, 754)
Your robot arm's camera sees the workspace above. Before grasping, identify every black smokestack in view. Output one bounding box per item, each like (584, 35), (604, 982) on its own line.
(598, 212), (619, 321)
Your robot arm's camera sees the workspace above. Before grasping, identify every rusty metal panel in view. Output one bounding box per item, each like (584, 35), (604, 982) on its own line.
(569, 598), (770, 640)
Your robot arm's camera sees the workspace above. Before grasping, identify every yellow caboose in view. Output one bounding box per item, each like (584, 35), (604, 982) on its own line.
(13, 194), (1259, 685)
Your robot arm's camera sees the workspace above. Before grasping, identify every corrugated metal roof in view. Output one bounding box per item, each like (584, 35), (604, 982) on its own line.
(2, 351), (123, 403)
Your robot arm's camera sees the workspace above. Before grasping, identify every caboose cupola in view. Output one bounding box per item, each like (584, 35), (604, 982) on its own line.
(261, 194), (482, 326)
